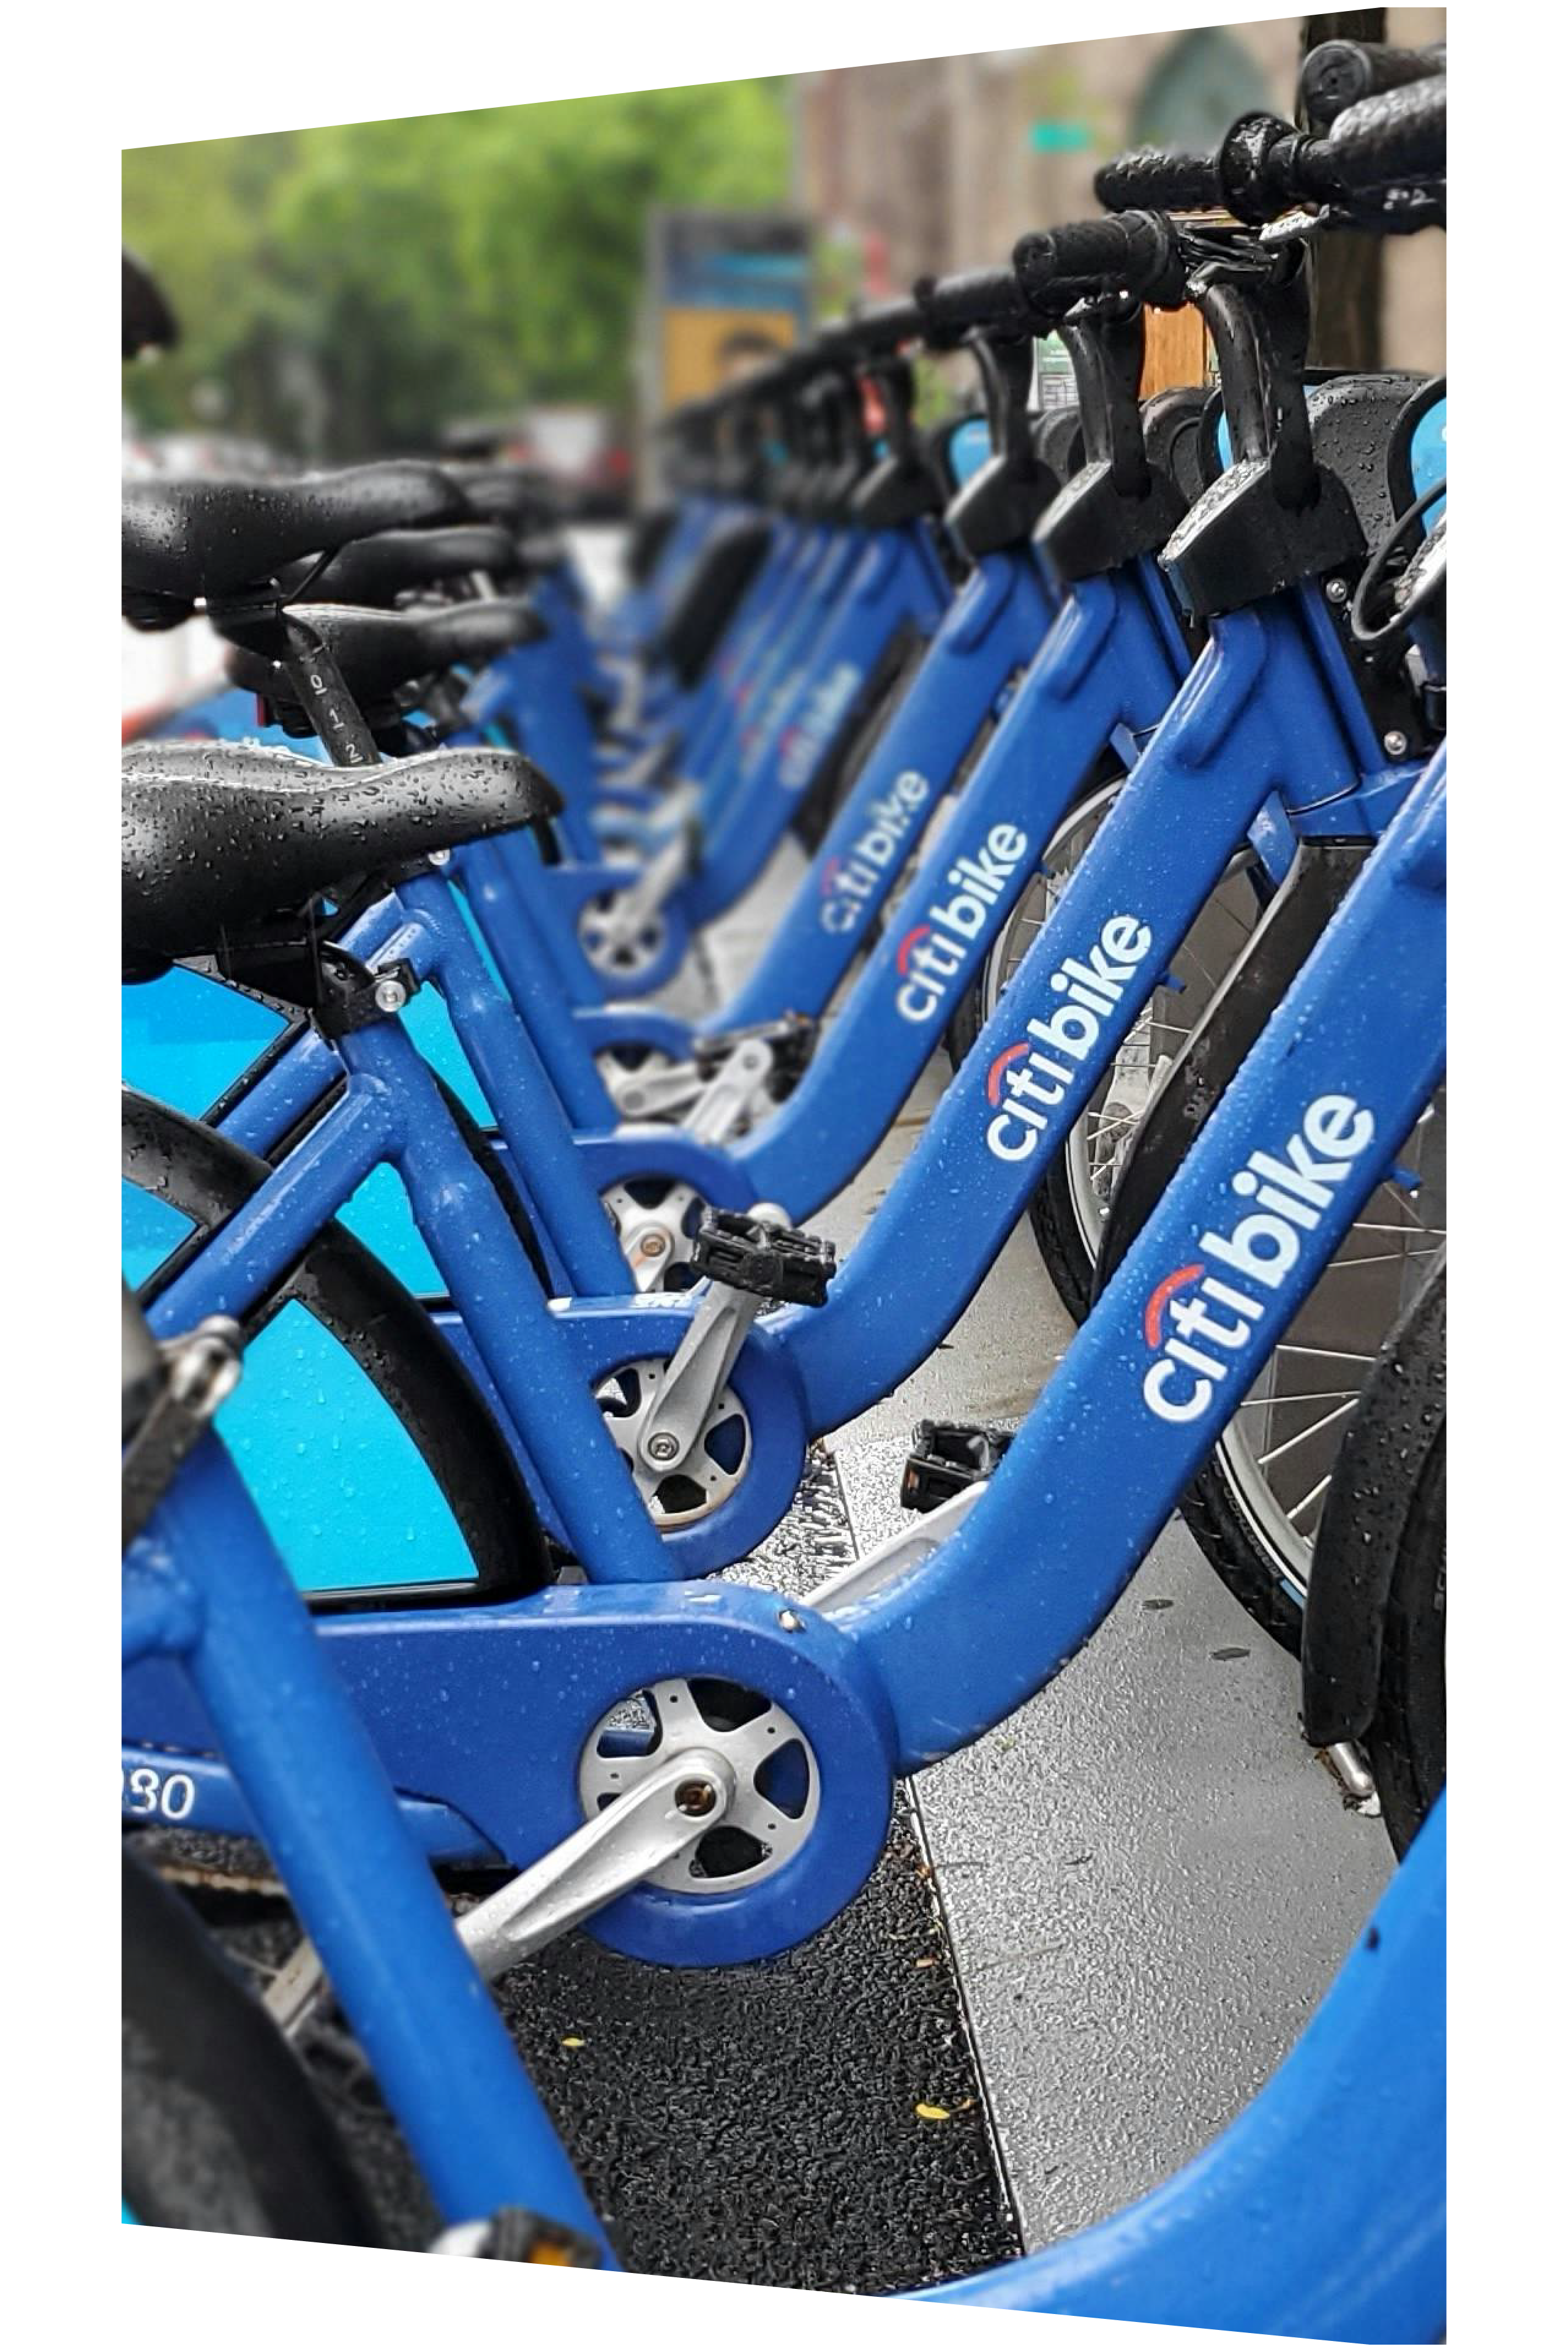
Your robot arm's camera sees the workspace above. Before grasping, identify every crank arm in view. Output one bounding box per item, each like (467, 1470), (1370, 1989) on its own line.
(265, 1746), (736, 2038)
(605, 1060), (707, 1119)
(682, 1035), (776, 1145)
(592, 831), (693, 950)
(459, 1744), (735, 1979)
(807, 1484), (989, 1615)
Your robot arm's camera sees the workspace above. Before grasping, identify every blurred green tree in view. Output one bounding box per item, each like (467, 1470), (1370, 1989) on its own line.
(123, 80), (793, 457)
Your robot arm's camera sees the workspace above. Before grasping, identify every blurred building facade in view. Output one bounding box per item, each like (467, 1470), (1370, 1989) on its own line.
(796, 12), (1444, 371)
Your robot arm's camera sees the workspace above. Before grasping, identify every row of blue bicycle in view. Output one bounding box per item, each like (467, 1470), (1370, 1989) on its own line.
(123, 39), (1446, 2336)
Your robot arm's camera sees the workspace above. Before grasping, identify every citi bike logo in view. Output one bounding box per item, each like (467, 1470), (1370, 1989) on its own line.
(742, 663), (808, 758)
(892, 823), (1030, 1023)
(779, 662), (862, 792)
(982, 914), (1156, 1160)
(1140, 1093), (1377, 1426)
(818, 771), (931, 935)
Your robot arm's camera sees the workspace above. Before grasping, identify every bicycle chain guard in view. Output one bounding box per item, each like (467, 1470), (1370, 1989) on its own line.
(124, 1574), (899, 1967)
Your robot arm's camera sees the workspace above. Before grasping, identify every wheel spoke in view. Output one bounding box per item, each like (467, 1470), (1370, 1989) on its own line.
(1253, 1395), (1359, 1469)
(1271, 1344), (1379, 1365)
(1234, 1387), (1359, 1411)
(1317, 1245), (1444, 1273)
(1284, 1471), (1336, 1527)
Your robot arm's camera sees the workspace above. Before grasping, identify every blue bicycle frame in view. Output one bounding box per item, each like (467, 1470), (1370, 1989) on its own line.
(126, 741), (1446, 1875)
(123, 745), (1446, 2326)
(123, 1398), (1442, 2331)
(126, 567), (1426, 1587)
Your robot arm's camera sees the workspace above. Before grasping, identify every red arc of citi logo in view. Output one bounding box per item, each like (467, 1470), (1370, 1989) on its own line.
(1142, 1263), (1207, 1348)
(985, 1041), (1029, 1106)
(895, 924), (932, 974)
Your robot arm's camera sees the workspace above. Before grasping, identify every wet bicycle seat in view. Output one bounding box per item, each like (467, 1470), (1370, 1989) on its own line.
(1140, 385), (1210, 508)
(122, 462), (467, 619)
(287, 524), (520, 608)
(122, 742), (562, 962)
(123, 249), (178, 360)
(1197, 372), (1425, 542)
(442, 461), (557, 533)
(222, 598), (545, 712)
(1034, 405), (1085, 484)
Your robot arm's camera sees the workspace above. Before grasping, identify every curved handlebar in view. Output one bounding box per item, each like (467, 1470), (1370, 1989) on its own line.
(1096, 72), (1444, 224)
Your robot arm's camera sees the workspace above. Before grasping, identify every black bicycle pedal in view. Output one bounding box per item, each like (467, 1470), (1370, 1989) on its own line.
(690, 1208), (837, 1306)
(900, 1419), (1015, 1512)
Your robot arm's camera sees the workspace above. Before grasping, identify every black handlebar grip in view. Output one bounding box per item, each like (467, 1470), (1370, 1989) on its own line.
(1324, 74), (1446, 194)
(1014, 217), (1135, 304)
(1014, 214), (1180, 311)
(1093, 147), (1221, 214)
(840, 295), (923, 354)
(913, 265), (1031, 337)
(1299, 39), (1445, 128)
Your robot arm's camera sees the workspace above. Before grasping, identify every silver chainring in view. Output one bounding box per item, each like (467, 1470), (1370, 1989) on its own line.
(578, 1676), (819, 1893)
(578, 894), (669, 981)
(601, 1178), (704, 1291)
(594, 1356), (752, 1526)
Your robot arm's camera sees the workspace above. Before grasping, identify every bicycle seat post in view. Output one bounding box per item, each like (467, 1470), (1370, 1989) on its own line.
(214, 589), (384, 769)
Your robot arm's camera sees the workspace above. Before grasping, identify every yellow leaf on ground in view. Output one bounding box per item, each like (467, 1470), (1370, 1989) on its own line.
(914, 2102), (950, 2122)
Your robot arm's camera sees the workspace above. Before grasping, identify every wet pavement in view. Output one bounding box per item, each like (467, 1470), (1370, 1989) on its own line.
(701, 837), (1395, 2250)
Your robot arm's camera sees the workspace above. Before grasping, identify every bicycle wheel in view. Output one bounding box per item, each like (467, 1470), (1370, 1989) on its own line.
(123, 1843), (378, 2241)
(1308, 1266), (1446, 1855)
(943, 756), (1128, 1084)
(123, 1088), (553, 1603)
(952, 781), (1446, 1646)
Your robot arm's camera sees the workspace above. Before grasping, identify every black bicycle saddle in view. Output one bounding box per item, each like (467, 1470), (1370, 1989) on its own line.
(1194, 372), (1425, 542)
(222, 599), (544, 710)
(123, 250), (178, 360)
(441, 461), (556, 532)
(1034, 405), (1086, 484)
(122, 463), (467, 615)
(287, 524), (519, 608)
(123, 742), (562, 961)
(1139, 385), (1211, 508)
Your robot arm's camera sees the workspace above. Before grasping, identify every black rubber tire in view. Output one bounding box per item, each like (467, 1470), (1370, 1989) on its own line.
(793, 624), (927, 853)
(1025, 1152), (1099, 1323)
(1363, 1431), (1446, 1855)
(1306, 1264), (1447, 1850)
(1177, 1456), (1318, 1655)
(123, 1843), (379, 2242)
(124, 1087), (554, 1604)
